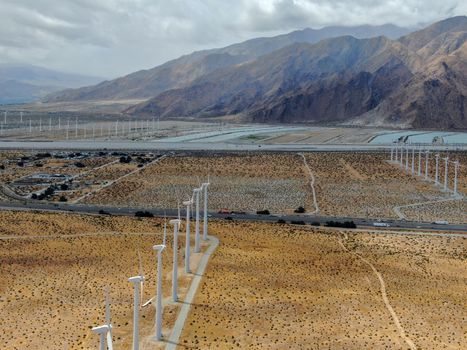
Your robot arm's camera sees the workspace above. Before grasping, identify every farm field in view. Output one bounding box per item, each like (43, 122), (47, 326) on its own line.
(0, 211), (209, 350)
(180, 221), (467, 350)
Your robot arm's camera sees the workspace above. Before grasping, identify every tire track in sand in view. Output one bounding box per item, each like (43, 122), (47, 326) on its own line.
(337, 231), (417, 350)
(298, 153), (319, 214)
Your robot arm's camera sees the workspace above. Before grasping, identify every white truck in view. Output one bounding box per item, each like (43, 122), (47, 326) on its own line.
(433, 220), (449, 225)
(373, 222), (390, 227)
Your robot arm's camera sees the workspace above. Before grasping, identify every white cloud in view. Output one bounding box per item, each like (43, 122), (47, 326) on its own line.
(0, 0), (465, 78)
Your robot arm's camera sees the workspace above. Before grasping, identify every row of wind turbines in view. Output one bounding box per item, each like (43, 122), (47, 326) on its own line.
(389, 144), (462, 196)
(0, 111), (162, 139)
(92, 180), (210, 350)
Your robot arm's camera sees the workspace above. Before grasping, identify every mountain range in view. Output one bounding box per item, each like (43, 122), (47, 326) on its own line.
(0, 64), (102, 104)
(44, 17), (467, 129)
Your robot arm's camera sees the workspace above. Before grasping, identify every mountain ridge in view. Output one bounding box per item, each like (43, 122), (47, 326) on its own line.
(126, 16), (467, 129)
(43, 23), (411, 103)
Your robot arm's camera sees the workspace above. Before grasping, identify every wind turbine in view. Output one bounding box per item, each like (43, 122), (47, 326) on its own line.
(201, 178), (210, 241)
(153, 244), (165, 340)
(128, 275), (145, 350)
(183, 198), (193, 273)
(104, 287), (113, 350)
(170, 218), (181, 302)
(193, 187), (201, 253)
(137, 249), (144, 309)
(92, 325), (111, 350)
(91, 288), (113, 350)
(443, 156), (449, 191)
(162, 216), (167, 246)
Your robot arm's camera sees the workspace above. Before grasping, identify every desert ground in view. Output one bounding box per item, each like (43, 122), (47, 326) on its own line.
(0, 211), (209, 350)
(80, 151), (465, 223)
(83, 153), (313, 214)
(180, 221), (466, 350)
(1, 211), (465, 350)
(0, 150), (465, 223)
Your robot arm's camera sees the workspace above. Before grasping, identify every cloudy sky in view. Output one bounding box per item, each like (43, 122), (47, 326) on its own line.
(0, 0), (465, 78)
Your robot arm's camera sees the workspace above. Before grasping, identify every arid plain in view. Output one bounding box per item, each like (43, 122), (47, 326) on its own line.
(0, 150), (466, 350)
(1, 213), (465, 349)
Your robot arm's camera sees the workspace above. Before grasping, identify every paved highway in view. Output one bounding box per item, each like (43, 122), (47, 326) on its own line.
(0, 140), (465, 152)
(0, 201), (465, 233)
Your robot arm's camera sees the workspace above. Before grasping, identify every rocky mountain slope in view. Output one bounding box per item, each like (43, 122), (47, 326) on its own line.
(127, 16), (467, 129)
(43, 24), (409, 102)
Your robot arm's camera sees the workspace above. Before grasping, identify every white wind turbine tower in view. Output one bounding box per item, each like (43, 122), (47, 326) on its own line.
(425, 150), (430, 180)
(153, 244), (166, 341)
(104, 287), (114, 350)
(183, 198), (193, 273)
(193, 187), (201, 253)
(91, 288), (113, 350)
(411, 147), (415, 175)
(399, 144), (403, 166)
(418, 147), (422, 176)
(453, 161), (460, 196)
(20, 111), (23, 123)
(128, 275), (145, 350)
(202, 178), (210, 241)
(137, 249), (144, 309)
(435, 153), (440, 185)
(443, 156), (449, 191)
(162, 216), (167, 246)
(91, 325), (111, 350)
(405, 145), (409, 170)
(170, 218), (181, 302)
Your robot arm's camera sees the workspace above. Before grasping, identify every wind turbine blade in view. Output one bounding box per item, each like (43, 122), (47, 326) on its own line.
(105, 286), (111, 326)
(137, 249), (144, 308)
(106, 331), (114, 350)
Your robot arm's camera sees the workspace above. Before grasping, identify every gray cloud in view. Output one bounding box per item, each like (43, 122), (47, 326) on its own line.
(0, 0), (465, 78)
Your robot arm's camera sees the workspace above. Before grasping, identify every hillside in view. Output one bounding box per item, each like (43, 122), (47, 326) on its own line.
(43, 24), (409, 103)
(128, 16), (467, 129)
(0, 64), (102, 104)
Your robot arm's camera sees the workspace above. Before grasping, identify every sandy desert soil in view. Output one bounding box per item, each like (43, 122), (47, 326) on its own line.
(0, 211), (465, 350)
(303, 152), (460, 220)
(400, 198), (467, 223)
(82, 151), (466, 222)
(0, 211), (208, 350)
(180, 221), (466, 350)
(84, 154), (312, 213)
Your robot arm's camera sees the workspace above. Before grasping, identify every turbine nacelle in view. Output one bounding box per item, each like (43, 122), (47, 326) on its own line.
(169, 219), (181, 226)
(153, 244), (166, 252)
(92, 325), (110, 335)
(128, 275), (145, 284)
